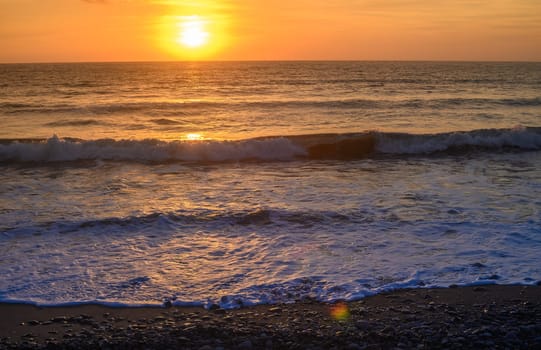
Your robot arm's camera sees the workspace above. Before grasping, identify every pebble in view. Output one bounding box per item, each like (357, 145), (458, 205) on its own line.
(51, 316), (68, 323)
(238, 340), (253, 349)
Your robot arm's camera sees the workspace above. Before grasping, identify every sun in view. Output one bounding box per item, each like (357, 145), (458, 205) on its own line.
(177, 16), (209, 48)
(157, 13), (228, 59)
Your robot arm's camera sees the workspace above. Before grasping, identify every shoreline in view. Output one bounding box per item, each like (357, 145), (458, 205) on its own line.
(1, 285), (540, 349)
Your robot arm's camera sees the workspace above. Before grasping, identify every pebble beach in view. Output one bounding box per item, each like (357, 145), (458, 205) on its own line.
(1, 285), (540, 349)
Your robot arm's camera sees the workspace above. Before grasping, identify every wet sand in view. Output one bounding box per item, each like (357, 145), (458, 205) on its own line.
(1, 285), (540, 349)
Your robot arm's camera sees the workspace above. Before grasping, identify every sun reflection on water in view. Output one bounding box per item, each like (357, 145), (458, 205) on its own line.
(185, 133), (204, 141)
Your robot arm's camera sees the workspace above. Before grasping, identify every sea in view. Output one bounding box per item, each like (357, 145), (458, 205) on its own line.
(0, 61), (540, 308)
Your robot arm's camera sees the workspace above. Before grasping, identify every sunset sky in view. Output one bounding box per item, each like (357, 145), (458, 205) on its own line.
(1, 0), (540, 63)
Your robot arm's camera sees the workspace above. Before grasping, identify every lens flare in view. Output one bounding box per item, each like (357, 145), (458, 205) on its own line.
(330, 302), (350, 321)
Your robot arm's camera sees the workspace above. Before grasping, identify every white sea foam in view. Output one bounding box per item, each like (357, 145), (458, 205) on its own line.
(0, 135), (307, 163)
(376, 127), (541, 154)
(1, 128), (540, 164)
(1, 150), (539, 307)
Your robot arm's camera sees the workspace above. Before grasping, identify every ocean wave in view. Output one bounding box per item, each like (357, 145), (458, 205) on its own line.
(4, 96), (539, 116)
(0, 135), (306, 163)
(4, 208), (363, 236)
(44, 119), (105, 127)
(149, 118), (182, 125)
(0, 127), (540, 164)
(1, 99), (381, 115)
(0, 101), (217, 115)
(375, 127), (541, 154)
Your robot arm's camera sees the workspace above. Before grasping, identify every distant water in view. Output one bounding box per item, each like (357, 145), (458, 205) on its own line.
(0, 61), (540, 308)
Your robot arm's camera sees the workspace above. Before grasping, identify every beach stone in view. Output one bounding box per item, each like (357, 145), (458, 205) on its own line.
(238, 340), (253, 349)
(51, 316), (68, 323)
(355, 320), (371, 330)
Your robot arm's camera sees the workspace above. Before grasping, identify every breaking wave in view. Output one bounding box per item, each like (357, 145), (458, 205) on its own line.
(3, 207), (363, 234)
(1, 127), (540, 164)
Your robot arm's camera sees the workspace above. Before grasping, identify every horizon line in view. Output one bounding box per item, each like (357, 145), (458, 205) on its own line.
(1, 58), (541, 65)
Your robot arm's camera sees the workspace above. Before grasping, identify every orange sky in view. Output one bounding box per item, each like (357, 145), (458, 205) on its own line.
(1, 0), (540, 62)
